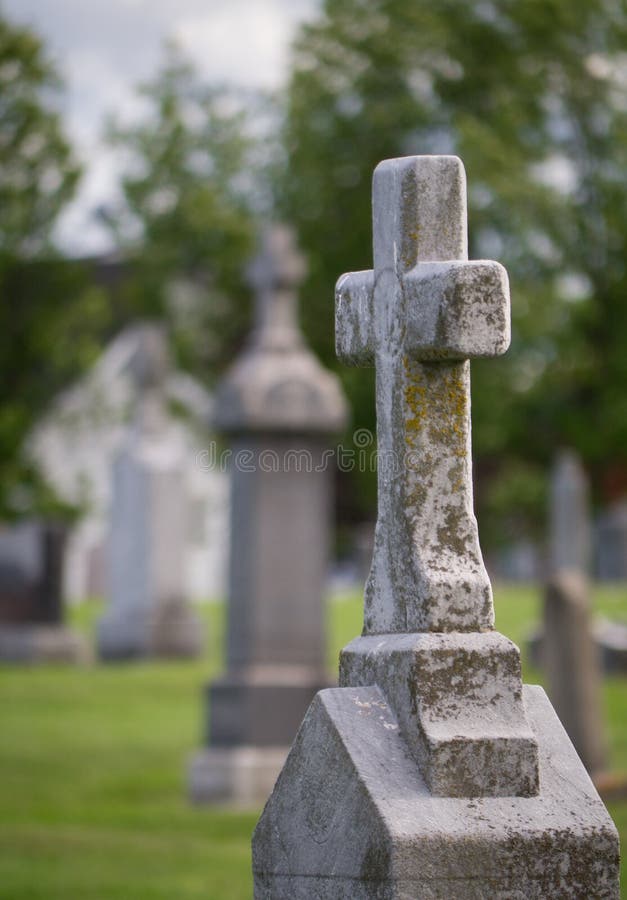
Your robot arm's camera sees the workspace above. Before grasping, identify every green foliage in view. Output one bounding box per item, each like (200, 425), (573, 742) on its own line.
(106, 44), (261, 381)
(0, 13), (80, 256)
(479, 458), (548, 548)
(0, 257), (110, 519)
(279, 0), (627, 527)
(0, 12), (92, 518)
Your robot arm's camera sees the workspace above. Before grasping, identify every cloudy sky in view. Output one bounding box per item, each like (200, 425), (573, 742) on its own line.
(3, 0), (319, 255)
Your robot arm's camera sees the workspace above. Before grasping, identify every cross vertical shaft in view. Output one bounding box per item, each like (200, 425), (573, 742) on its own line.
(336, 156), (510, 633)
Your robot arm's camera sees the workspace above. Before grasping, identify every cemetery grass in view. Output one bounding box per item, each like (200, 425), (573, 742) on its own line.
(0, 587), (625, 899)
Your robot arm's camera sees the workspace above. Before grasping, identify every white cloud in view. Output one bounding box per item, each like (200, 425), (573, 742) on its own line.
(2, 0), (319, 254)
(174, 1), (299, 89)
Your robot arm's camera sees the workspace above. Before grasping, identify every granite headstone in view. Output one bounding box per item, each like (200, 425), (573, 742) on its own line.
(0, 520), (88, 663)
(188, 225), (347, 805)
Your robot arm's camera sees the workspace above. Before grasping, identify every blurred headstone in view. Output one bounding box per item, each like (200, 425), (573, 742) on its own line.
(30, 322), (228, 607)
(596, 499), (627, 580)
(544, 571), (606, 775)
(530, 458), (627, 677)
(0, 520), (89, 662)
(253, 157), (619, 896)
(540, 451), (606, 775)
(490, 537), (541, 582)
(97, 325), (203, 660)
(189, 225), (347, 805)
(550, 449), (592, 573)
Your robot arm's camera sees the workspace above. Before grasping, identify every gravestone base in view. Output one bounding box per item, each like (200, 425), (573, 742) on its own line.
(97, 603), (203, 660)
(188, 746), (287, 807)
(340, 632), (539, 797)
(208, 673), (329, 747)
(253, 684), (619, 899)
(189, 674), (328, 806)
(0, 624), (90, 664)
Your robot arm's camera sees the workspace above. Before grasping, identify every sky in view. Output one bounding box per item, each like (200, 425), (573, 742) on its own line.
(2, 0), (319, 255)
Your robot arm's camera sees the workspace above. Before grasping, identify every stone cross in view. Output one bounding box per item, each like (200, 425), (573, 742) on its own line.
(253, 157), (619, 897)
(336, 158), (539, 799)
(336, 155), (510, 633)
(248, 224), (306, 351)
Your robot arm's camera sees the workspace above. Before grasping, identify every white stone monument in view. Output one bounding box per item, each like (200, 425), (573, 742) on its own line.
(30, 323), (228, 608)
(252, 157), (619, 897)
(97, 324), (203, 659)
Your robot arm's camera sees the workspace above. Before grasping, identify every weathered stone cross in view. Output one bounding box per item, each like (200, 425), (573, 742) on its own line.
(252, 158), (619, 898)
(336, 155), (510, 634)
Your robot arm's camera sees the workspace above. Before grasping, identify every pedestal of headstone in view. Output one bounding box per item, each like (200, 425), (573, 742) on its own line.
(0, 520), (89, 663)
(189, 225), (347, 806)
(97, 325), (203, 660)
(253, 157), (619, 897)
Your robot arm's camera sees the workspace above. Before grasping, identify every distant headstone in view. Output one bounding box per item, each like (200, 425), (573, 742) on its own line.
(97, 325), (203, 660)
(253, 157), (619, 897)
(0, 520), (89, 663)
(544, 570), (606, 774)
(541, 450), (607, 775)
(596, 499), (627, 580)
(550, 449), (592, 573)
(189, 225), (347, 805)
(491, 537), (541, 582)
(30, 322), (228, 607)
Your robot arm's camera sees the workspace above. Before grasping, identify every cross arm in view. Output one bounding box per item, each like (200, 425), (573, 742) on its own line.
(404, 260), (510, 362)
(335, 270), (375, 366)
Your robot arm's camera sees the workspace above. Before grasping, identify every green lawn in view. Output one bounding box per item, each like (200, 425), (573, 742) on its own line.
(0, 585), (625, 898)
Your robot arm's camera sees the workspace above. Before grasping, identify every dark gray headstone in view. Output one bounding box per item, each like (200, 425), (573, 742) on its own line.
(0, 521), (65, 624)
(0, 520), (88, 663)
(596, 500), (627, 581)
(189, 225), (347, 805)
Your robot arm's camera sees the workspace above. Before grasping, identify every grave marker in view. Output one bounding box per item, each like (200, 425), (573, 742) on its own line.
(543, 449), (606, 774)
(97, 324), (203, 659)
(0, 520), (88, 663)
(189, 225), (347, 805)
(252, 157), (619, 897)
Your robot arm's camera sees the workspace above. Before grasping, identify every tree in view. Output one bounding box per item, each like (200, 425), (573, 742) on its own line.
(278, 0), (627, 535)
(0, 14), (80, 256)
(0, 12), (92, 519)
(106, 44), (263, 379)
